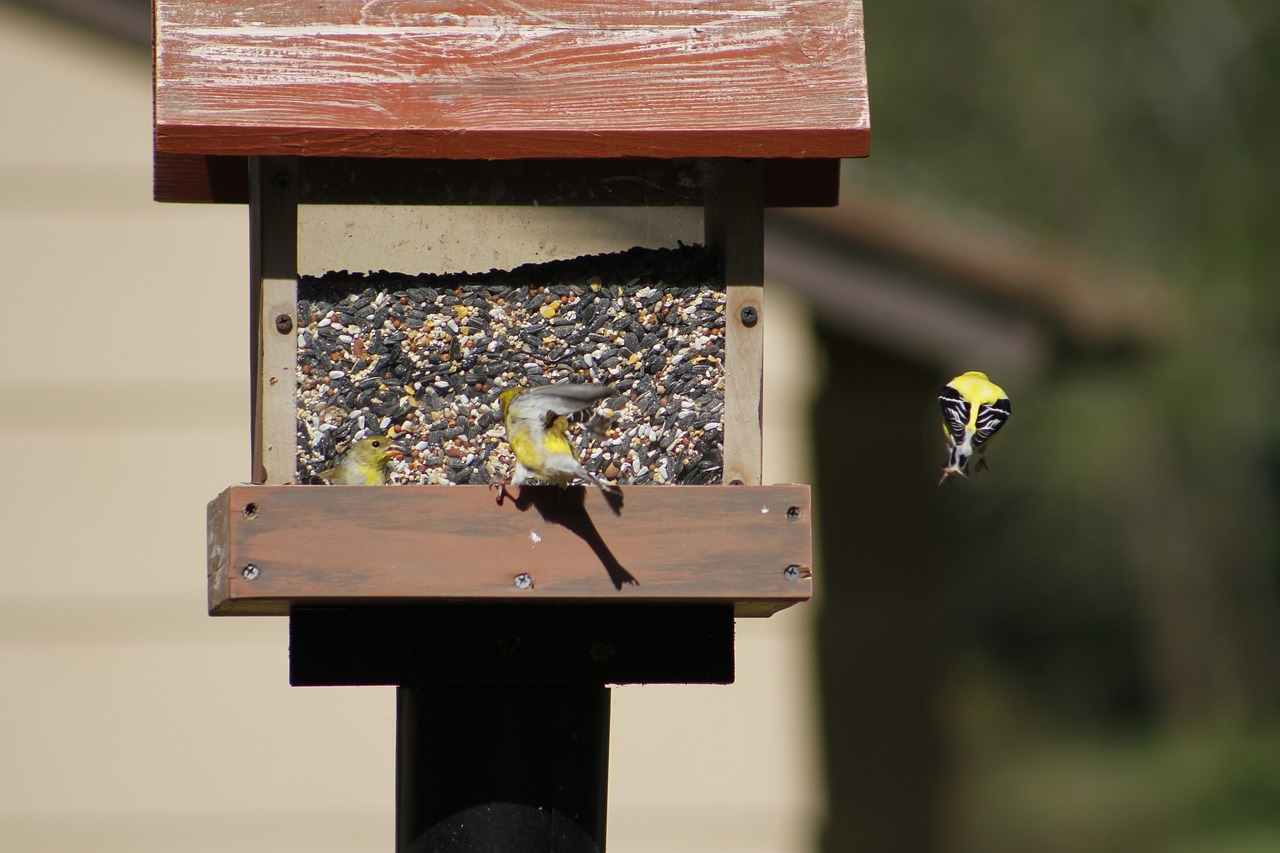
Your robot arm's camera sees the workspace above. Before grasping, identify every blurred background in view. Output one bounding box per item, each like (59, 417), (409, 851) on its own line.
(3, 0), (1278, 851)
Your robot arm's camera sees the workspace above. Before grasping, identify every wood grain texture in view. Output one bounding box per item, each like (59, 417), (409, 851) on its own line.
(707, 160), (765, 485)
(154, 0), (869, 160)
(248, 157), (299, 484)
(154, 154), (843, 206)
(208, 484), (813, 616)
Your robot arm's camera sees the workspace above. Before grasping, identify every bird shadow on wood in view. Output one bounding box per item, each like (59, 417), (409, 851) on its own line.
(496, 485), (638, 590)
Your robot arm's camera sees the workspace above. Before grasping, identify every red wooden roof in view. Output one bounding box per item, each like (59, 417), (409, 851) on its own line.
(154, 0), (869, 163)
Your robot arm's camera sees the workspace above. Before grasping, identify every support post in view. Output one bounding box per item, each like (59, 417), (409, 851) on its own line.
(248, 155), (299, 485)
(396, 685), (610, 853)
(705, 159), (765, 486)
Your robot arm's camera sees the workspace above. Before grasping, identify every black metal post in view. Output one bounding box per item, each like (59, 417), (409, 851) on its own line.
(396, 684), (611, 853)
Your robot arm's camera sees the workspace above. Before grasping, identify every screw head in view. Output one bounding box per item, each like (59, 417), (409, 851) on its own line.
(242, 564), (261, 581)
(740, 305), (759, 327)
(275, 314), (294, 334)
(786, 506), (801, 521)
(728, 479), (744, 486)
(514, 573), (534, 590)
(783, 565), (801, 581)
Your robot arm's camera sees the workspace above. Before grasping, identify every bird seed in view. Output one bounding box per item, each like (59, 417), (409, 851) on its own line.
(296, 244), (726, 486)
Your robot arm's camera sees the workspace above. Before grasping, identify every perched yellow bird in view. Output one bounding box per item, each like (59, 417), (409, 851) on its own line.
(319, 434), (398, 485)
(498, 382), (620, 497)
(939, 371), (1011, 485)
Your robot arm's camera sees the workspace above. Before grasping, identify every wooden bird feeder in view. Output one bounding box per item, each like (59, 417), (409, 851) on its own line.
(159, 1), (866, 848)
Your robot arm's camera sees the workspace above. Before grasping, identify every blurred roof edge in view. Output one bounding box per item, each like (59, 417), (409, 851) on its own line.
(770, 193), (1182, 361)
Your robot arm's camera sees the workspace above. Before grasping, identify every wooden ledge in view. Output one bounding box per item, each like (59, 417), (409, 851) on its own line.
(208, 484), (812, 617)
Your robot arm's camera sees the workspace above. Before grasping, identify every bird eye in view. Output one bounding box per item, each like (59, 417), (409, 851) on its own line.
(372, 440), (382, 448)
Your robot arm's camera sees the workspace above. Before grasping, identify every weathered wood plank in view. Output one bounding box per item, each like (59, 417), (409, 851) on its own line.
(154, 0), (869, 160)
(153, 155), (843, 206)
(208, 484), (813, 616)
(707, 160), (765, 485)
(248, 157), (299, 484)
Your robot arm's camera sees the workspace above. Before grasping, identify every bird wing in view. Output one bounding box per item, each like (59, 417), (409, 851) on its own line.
(972, 397), (1012, 449)
(507, 383), (613, 422)
(939, 385), (971, 445)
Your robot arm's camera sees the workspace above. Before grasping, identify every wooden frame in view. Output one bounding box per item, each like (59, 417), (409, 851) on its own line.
(249, 156), (768, 489)
(248, 157), (300, 484)
(707, 160), (764, 486)
(227, 155), (802, 620)
(208, 484), (813, 617)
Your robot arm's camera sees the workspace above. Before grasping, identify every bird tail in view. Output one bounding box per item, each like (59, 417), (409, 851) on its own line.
(939, 452), (970, 485)
(586, 471), (622, 496)
(575, 463), (620, 496)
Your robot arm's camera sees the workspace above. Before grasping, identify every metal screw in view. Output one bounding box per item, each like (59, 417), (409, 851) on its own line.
(273, 171), (291, 190)
(242, 503), (259, 519)
(786, 506), (801, 521)
(740, 305), (759, 327)
(275, 313), (294, 334)
(783, 565), (801, 581)
(514, 573), (534, 590)
(728, 479), (744, 486)
(242, 564), (261, 581)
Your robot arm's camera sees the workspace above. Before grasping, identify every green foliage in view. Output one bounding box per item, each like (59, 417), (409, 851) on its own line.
(858, 0), (1280, 289)
(951, 667), (1280, 853)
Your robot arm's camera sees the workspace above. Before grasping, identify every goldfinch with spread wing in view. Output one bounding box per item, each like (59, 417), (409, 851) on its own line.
(319, 434), (399, 485)
(939, 371), (1011, 485)
(498, 382), (620, 497)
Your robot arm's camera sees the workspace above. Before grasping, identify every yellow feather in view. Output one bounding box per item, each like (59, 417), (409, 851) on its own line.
(946, 371), (1007, 406)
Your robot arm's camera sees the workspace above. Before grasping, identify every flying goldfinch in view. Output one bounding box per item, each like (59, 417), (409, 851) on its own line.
(319, 434), (399, 485)
(939, 371), (1011, 485)
(498, 382), (621, 497)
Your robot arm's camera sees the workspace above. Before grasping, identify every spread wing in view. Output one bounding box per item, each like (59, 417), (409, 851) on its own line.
(939, 386), (970, 445)
(508, 383), (614, 422)
(972, 397), (1012, 449)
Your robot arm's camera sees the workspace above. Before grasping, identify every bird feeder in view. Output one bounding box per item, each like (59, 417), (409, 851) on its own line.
(157, 1), (867, 848)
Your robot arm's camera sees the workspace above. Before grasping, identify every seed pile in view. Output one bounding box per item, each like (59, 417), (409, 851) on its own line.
(296, 244), (726, 486)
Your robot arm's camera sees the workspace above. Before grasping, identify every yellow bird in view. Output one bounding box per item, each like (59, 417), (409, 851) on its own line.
(319, 434), (398, 485)
(498, 382), (620, 497)
(939, 371), (1011, 485)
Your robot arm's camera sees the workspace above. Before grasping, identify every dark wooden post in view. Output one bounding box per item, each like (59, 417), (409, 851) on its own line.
(396, 685), (610, 853)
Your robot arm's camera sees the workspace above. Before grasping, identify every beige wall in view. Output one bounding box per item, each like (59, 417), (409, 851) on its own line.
(0, 4), (819, 849)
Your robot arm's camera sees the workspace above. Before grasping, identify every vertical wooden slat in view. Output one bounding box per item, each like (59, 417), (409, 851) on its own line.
(248, 157), (299, 484)
(706, 160), (765, 486)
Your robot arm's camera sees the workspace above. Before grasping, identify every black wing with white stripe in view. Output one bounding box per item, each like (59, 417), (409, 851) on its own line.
(972, 397), (1012, 448)
(939, 385), (970, 445)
